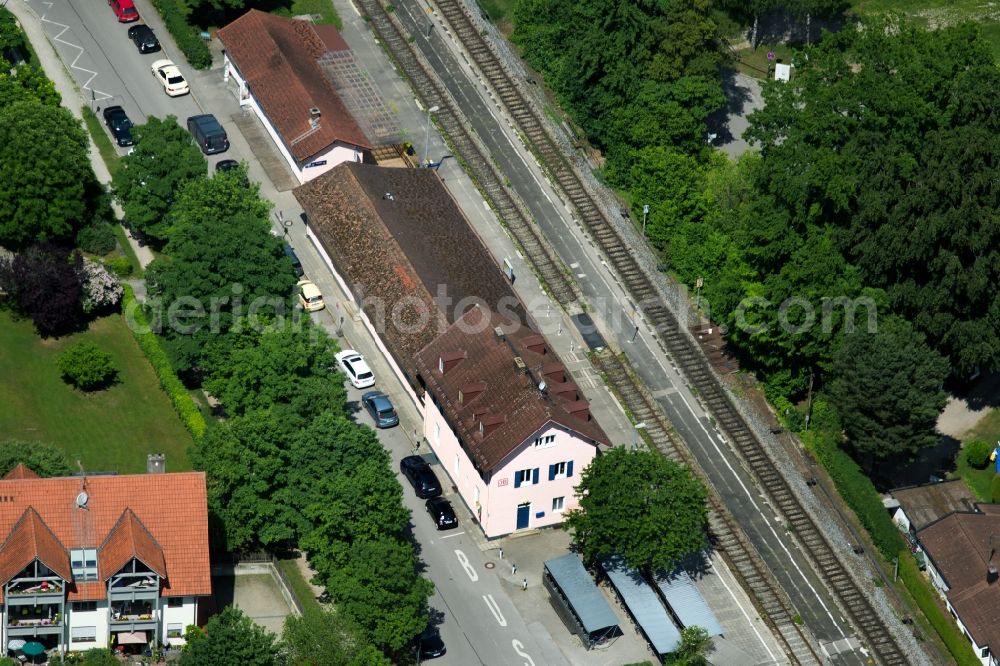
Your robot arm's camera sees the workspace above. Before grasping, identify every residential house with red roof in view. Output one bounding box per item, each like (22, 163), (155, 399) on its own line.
(218, 10), (371, 183)
(415, 305), (609, 537)
(0, 464), (210, 656)
(918, 505), (1000, 666)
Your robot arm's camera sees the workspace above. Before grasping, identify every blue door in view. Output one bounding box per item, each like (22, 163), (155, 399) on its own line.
(516, 503), (530, 530)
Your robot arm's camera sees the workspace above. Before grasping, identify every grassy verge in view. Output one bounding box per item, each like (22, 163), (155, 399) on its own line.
(733, 42), (796, 79)
(276, 557), (323, 617)
(967, 408), (1000, 445)
(275, 0), (341, 28)
(111, 224), (144, 277)
(953, 451), (993, 502)
(851, 0), (1000, 60)
(0, 310), (193, 473)
(81, 107), (122, 181)
(898, 553), (981, 666)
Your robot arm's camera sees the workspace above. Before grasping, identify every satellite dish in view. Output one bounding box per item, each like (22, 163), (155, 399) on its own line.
(538, 381), (547, 392)
(76, 491), (89, 509)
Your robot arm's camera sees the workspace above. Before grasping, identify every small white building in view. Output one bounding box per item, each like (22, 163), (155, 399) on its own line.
(218, 10), (370, 184)
(0, 464), (210, 658)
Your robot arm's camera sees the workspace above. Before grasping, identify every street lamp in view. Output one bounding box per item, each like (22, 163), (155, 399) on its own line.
(422, 105), (440, 167)
(633, 422), (647, 450)
(642, 204), (650, 236)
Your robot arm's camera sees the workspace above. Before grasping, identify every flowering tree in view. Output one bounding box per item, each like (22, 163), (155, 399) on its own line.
(79, 257), (123, 314)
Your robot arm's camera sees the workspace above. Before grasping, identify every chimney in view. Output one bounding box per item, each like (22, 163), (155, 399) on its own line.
(989, 566), (999, 584)
(459, 381), (486, 405)
(146, 454), (165, 474)
(494, 326), (505, 340)
(513, 356), (527, 373)
(309, 107), (321, 129)
(521, 335), (548, 356)
(438, 351), (467, 374)
(564, 399), (591, 422)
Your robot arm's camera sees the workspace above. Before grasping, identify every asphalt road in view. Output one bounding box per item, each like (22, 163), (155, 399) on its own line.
(26, 0), (231, 171)
(389, 1), (867, 662)
(335, 375), (566, 666)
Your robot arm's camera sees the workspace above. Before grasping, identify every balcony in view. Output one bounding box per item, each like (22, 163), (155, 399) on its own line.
(7, 610), (62, 636)
(6, 581), (64, 605)
(109, 576), (159, 600)
(110, 603), (157, 631)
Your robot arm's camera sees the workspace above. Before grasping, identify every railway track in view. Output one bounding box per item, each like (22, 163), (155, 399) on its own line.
(356, 0), (908, 663)
(427, 2), (910, 663)
(354, 0), (579, 309)
(593, 350), (823, 665)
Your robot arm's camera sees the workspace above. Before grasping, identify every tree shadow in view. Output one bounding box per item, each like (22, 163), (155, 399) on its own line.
(870, 435), (960, 491)
(753, 8), (849, 47)
(705, 69), (753, 146)
(949, 372), (1000, 413)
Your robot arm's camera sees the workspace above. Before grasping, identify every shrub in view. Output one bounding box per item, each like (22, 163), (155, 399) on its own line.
(57, 342), (117, 390)
(991, 475), (1000, 503)
(965, 439), (993, 470)
(803, 430), (905, 560)
(150, 0), (211, 70)
(121, 284), (207, 440)
(76, 222), (116, 255)
(104, 255), (133, 278)
(79, 258), (123, 313)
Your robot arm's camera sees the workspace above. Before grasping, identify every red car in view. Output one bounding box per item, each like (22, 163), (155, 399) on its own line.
(109, 0), (139, 22)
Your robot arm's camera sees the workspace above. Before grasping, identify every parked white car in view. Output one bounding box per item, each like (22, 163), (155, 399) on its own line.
(151, 59), (189, 97)
(335, 350), (375, 389)
(297, 279), (324, 312)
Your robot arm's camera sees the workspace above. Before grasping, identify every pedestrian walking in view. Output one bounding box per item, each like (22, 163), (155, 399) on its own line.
(522, 578), (528, 591)
(512, 563), (517, 576)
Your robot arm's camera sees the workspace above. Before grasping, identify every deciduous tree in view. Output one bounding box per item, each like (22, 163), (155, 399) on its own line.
(565, 448), (708, 573)
(111, 116), (205, 244)
(180, 606), (278, 666)
(0, 440), (73, 477)
(0, 101), (96, 248)
(4, 244), (83, 336)
(57, 342), (117, 390)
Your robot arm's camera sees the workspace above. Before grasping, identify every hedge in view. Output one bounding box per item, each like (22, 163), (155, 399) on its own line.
(803, 431), (905, 560)
(122, 284), (207, 440)
(149, 0), (212, 70)
(897, 553), (981, 666)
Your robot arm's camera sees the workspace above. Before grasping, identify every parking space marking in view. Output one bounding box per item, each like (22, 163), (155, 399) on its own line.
(34, 1), (113, 101)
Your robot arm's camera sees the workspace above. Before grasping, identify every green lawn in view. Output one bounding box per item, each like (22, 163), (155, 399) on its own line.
(0, 310), (193, 474)
(951, 410), (1000, 501)
(734, 42), (797, 79)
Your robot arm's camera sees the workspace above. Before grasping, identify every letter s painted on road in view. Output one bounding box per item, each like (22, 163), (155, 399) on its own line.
(512, 639), (535, 666)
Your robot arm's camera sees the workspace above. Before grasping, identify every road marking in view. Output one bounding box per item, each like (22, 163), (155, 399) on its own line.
(482, 594), (507, 626)
(454, 549), (479, 582)
(440, 531), (465, 539)
(35, 3), (112, 102)
(710, 555), (777, 662)
(511, 639), (536, 666)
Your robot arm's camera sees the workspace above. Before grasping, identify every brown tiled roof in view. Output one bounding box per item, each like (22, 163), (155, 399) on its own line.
(3, 464), (40, 480)
(294, 163), (526, 383)
(891, 479), (978, 530)
(415, 305), (608, 472)
(0, 508), (72, 586)
(918, 509), (1000, 652)
(0, 473), (209, 598)
(99, 509), (167, 581)
(218, 10), (369, 161)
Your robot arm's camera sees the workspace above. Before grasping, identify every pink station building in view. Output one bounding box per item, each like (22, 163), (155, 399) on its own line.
(415, 306), (609, 537)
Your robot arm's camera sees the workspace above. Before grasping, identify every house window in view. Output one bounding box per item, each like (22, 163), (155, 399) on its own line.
(534, 435), (556, 448)
(72, 602), (97, 612)
(548, 461), (574, 480)
(167, 623), (183, 638)
(552, 497), (565, 513)
(70, 548), (98, 581)
(71, 626), (97, 643)
(982, 647), (990, 659)
(167, 597), (184, 608)
(514, 468), (538, 488)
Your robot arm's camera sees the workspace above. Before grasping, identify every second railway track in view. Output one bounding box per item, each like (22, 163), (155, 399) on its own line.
(356, 0), (909, 663)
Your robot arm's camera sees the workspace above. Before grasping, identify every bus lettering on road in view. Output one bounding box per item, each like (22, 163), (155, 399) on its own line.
(512, 639), (535, 666)
(454, 549), (479, 582)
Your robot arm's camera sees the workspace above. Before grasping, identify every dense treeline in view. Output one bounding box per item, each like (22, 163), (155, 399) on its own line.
(112, 120), (432, 661)
(512, 1), (987, 463)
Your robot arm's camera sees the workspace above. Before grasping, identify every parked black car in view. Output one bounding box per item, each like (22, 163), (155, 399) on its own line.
(417, 626), (446, 659)
(102, 105), (133, 147)
(425, 497), (458, 530)
(362, 391), (398, 428)
(127, 24), (160, 53)
(282, 243), (304, 277)
(400, 456), (441, 499)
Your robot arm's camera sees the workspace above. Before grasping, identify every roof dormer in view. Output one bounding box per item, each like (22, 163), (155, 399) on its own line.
(438, 350), (467, 374)
(458, 381), (487, 405)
